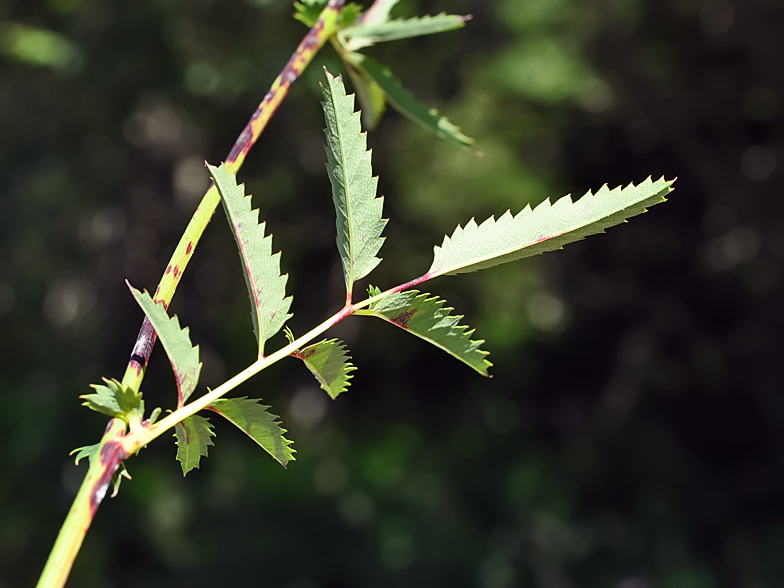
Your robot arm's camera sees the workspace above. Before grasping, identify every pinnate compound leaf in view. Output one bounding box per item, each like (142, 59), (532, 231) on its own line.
(208, 163), (292, 357)
(429, 177), (675, 278)
(321, 69), (387, 297)
(294, 339), (356, 399)
(129, 285), (202, 406)
(81, 378), (145, 423)
(209, 397), (295, 467)
(347, 53), (476, 150)
(174, 415), (214, 476)
(343, 13), (470, 51)
(357, 290), (491, 376)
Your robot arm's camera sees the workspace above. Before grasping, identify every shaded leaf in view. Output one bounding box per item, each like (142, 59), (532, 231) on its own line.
(129, 285), (202, 406)
(209, 163), (293, 357)
(209, 397), (295, 467)
(345, 60), (386, 129)
(346, 53), (476, 149)
(321, 69), (387, 298)
(293, 0), (327, 27)
(343, 13), (470, 51)
(358, 290), (491, 376)
(81, 378), (144, 423)
(357, 0), (400, 26)
(429, 177), (675, 278)
(294, 339), (356, 399)
(174, 415), (215, 476)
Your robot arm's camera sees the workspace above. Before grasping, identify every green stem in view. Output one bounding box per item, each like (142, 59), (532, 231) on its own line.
(36, 419), (127, 588)
(121, 0), (345, 394)
(37, 6), (346, 588)
(121, 273), (433, 453)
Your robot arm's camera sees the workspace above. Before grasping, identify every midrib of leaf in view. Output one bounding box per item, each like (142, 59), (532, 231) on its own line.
(428, 177), (675, 278)
(322, 69), (385, 300)
(208, 163), (292, 357)
(333, 76), (357, 290)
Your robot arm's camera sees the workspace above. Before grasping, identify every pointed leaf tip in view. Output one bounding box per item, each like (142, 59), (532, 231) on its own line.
(344, 53), (475, 150)
(429, 177), (675, 277)
(208, 163), (293, 357)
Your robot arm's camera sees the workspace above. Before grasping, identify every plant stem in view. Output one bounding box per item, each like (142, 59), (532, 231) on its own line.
(121, 273), (433, 452)
(36, 419), (127, 588)
(121, 0), (346, 394)
(37, 6), (346, 588)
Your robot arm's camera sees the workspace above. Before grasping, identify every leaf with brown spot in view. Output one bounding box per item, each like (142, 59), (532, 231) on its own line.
(208, 397), (295, 467)
(208, 163), (293, 358)
(174, 415), (214, 476)
(129, 285), (202, 406)
(294, 338), (356, 399)
(356, 290), (491, 376)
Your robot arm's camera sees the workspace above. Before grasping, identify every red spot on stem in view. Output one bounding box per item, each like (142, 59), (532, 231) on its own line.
(164, 265), (172, 275)
(186, 242), (193, 255)
(173, 266), (180, 278)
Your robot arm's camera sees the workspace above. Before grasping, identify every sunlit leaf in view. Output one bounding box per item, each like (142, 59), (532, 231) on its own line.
(294, 339), (356, 399)
(209, 397), (295, 467)
(81, 378), (144, 423)
(428, 177), (675, 278)
(129, 285), (202, 406)
(209, 163), (292, 358)
(321, 68), (387, 299)
(346, 53), (476, 150)
(358, 290), (491, 376)
(174, 415), (215, 476)
(343, 13), (470, 51)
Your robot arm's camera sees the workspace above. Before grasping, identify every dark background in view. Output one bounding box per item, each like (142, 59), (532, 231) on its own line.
(2, 0), (783, 586)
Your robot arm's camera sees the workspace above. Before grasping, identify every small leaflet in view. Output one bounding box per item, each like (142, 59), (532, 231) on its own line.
(321, 69), (387, 299)
(294, 1), (361, 28)
(71, 443), (100, 466)
(429, 177), (676, 278)
(209, 397), (295, 467)
(357, 290), (491, 376)
(130, 285), (202, 406)
(342, 13), (470, 51)
(294, 339), (356, 399)
(81, 378), (145, 424)
(346, 53), (476, 150)
(208, 163), (292, 358)
(174, 415), (215, 476)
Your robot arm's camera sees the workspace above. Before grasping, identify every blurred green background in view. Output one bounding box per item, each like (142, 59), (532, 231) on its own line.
(2, 0), (784, 586)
